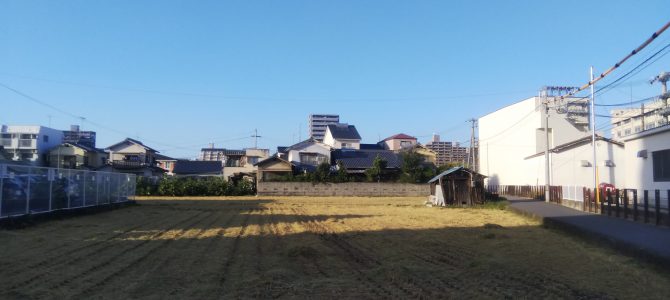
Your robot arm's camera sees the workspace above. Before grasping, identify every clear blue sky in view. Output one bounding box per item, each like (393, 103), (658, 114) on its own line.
(1, 1), (668, 158)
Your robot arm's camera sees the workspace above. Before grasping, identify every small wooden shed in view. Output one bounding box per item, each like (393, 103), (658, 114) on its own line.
(428, 167), (487, 206)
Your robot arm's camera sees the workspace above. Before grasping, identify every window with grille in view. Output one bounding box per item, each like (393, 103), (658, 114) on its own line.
(653, 149), (670, 182)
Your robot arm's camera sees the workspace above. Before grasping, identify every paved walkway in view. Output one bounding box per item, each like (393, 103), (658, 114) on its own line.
(505, 196), (670, 266)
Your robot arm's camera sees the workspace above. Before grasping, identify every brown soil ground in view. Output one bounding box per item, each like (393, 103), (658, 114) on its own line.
(1, 196), (669, 299)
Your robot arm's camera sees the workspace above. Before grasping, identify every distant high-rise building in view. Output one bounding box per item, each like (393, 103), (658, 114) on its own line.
(425, 134), (471, 166)
(63, 125), (97, 148)
(309, 114), (339, 141)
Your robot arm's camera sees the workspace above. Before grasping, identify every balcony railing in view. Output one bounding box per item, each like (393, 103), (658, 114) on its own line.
(111, 160), (148, 169)
(0, 139), (11, 147)
(18, 139), (35, 148)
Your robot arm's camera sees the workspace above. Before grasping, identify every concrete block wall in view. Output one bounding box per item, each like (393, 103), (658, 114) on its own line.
(257, 182), (430, 197)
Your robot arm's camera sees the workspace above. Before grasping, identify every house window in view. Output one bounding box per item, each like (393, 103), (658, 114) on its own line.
(300, 153), (319, 165)
(634, 126), (641, 133)
(652, 149), (670, 182)
(624, 129), (631, 135)
(400, 141), (413, 149)
(247, 157), (260, 165)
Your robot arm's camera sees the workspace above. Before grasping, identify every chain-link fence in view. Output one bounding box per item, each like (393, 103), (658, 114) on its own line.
(0, 163), (136, 218)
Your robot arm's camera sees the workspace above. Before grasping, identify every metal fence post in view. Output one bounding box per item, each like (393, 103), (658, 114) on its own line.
(0, 169), (4, 218)
(655, 190), (661, 226)
(82, 171), (87, 207)
(644, 190), (649, 223)
(26, 167), (32, 215)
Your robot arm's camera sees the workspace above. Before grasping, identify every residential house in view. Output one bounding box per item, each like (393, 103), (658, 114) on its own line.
(478, 95), (598, 187)
(622, 124), (670, 192)
(48, 143), (109, 169)
(323, 123), (361, 149)
(255, 156), (295, 182)
(156, 154), (177, 175)
(0, 125), (64, 165)
(221, 148), (270, 181)
(101, 138), (164, 177)
(172, 160), (223, 177)
(284, 138), (331, 172)
(379, 133), (417, 151)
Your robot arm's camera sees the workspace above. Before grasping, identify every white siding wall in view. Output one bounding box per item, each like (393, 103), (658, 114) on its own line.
(624, 128), (670, 191)
(287, 143), (331, 163)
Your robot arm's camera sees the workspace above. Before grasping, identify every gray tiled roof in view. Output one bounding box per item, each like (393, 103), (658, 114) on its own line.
(326, 124), (361, 140)
(331, 149), (401, 170)
(172, 161), (223, 175)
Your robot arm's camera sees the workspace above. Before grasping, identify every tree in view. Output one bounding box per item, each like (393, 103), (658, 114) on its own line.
(400, 149), (426, 183)
(365, 154), (387, 182)
(335, 160), (349, 182)
(315, 162), (332, 182)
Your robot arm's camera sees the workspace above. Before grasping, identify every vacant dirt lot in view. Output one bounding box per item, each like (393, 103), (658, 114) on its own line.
(1, 197), (669, 299)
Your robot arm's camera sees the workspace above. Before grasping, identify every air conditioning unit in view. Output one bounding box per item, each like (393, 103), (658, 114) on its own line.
(637, 150), (648, 159)
(604, 160), (615, 167)
(580, 160), (591, 167)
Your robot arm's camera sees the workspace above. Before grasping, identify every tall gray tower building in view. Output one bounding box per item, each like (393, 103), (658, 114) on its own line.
(309, 114), (339, 141)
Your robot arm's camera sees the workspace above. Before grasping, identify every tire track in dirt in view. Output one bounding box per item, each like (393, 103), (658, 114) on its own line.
(7, 209), (206, 294)
(73, 210), (227, 298)
(216, 207), (254, 297)
(1, 207), (176, 276)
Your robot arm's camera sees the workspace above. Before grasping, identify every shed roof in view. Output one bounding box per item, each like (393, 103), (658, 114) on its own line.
(428, 167), (486, 183)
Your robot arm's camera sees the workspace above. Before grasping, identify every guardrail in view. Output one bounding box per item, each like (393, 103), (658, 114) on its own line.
(0, 163), (136, 219)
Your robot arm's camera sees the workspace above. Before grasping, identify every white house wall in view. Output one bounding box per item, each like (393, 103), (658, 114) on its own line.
(624, 128), (670, 191)
(527, 141), (625, 188)
(288, 143), (331, 163)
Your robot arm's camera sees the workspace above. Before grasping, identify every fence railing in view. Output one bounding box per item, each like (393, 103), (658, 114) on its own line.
(488, 184), (670, 227)
(0, 163), (136, 219)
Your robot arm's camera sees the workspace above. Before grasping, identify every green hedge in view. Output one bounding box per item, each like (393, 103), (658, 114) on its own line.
(136, 176), (254, 196)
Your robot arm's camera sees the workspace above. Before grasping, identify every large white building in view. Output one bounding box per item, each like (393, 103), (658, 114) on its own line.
(0, 125), (64, 165)
(478, 96), (624, 188)
(610, 97), (669, 140)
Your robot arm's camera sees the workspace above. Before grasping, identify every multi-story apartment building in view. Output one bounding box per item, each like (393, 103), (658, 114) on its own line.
(0, 125), (64, 165)
(610, 98), (669, 140)
(309, 114), (339, 141)
(200, 146), (227, 161)
(425, 135), (471, 166)
(63, 125), (97, 148)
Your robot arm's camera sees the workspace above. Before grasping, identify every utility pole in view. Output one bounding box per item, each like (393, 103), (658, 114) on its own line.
(467, 118), (477, 170)
(251, 129), (261, 149)
(543, 91), (551, 203)
(650, 71), (670, 124)
(590, 66), (598, 199)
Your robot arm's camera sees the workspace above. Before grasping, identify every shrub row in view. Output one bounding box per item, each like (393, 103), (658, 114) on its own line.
(136, 176), (254, 196)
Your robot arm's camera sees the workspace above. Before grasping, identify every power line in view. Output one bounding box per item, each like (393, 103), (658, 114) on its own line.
(594, 42), (670, 96)
(557, 20), (670, 101)
(0, 72), (535, 103)
(594, 95), (659, 107)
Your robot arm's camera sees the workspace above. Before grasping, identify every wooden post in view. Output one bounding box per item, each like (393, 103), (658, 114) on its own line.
(582, 187), (586, 211)
(644, 190), (649, 223)
(655, 190), (661, 226)
(633, 190), (638, 222)
(607, 189), (612, 216)
(623, 189), (628, 219)
(667, 190), (670, 227)
(615, 189), (620, 218)
(600, 189), (605, 215)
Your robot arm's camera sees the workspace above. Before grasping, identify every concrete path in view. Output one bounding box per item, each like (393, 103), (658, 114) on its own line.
(505, 195), (670, 266)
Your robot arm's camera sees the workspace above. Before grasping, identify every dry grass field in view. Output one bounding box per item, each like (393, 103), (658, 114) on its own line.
(1, 196), (669, 299)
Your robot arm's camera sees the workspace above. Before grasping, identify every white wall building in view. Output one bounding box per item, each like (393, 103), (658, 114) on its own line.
(323, 123), (361, 150)
(478, 96), (623, 188)
(622, 125), (670, 192)
(0, 125), (64, 165)
(610, 98), (669, 140)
